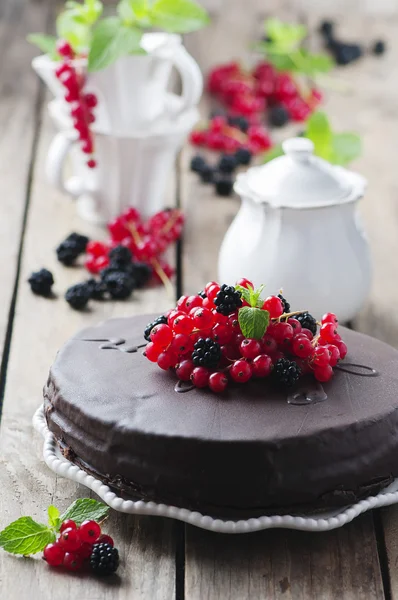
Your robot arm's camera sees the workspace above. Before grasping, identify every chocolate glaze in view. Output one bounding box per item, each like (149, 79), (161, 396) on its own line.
(44, 315), (398, 518)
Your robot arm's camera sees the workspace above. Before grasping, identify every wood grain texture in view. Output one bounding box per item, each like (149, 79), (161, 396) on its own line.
(0, 0), (49, 369)
(0, 106), (177, 599)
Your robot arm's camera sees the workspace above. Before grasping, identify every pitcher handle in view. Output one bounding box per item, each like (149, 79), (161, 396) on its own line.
(45, 131), (86, 197)
(167, 45), (203, 118)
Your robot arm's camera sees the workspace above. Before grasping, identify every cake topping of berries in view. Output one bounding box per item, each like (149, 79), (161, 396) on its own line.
(214, 284), (242, 315)
(192, 338), (222, 369)
(143, 279), (348, 394)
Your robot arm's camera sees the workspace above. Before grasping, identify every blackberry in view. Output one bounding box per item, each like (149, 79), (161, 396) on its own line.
(330, 41), (363, 65)
(234, 147), (252, 166)
(319, 20), (334, 38)
(372, 40), (386, 55)
(278, 294), (290, 314)
(102, 271), (135, 299)
(108, 245), (133, 266)
(192, 337), (221, 368)
(90, 542), (119, 576)
(144, 315), (167, 341)
(198, 290), (207, 299)
(217, 154), (237, 174)
(214, 284), (242, 315)
(86, 278), (107, 300)
(65, 283), (90, 310)
(56, 240), (81, 266)
(131, 262), (152, 288)
(200, 164), (215, 184)
(296, 312), (317, 335)
(65, 232), (89, 253)
(28, 268), (54, 297)
(268, 105), (290, 127)
(227, 115), (249, 133)
(214, 174), (234, 197)
(273, 358), (301, 387)
(190, 154), (207, 174)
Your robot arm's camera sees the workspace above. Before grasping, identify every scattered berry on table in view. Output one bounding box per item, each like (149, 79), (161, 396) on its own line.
(65, 282), (91, 310)
(218, 154), (237, 173)
(268, 105), (290, 128)
(56, 240), (83, 266)
(108, 245), (133, 266)
(192, 337), (222, 368)
(372, 40), (386, 55)
(131, 262), (152, 288)
(86, 278), (107, 300)
(199, 164), (215, 183)
(214, 173), (234, 196)
(234, 147), (252, 166)
(190, 155), (207, 173)
(319, 20), (334, 38)
(273, 358), (301, 387)
(90, 543), (119, 576)
(102, 271), (135, 299)
(28, 268), (54, 297)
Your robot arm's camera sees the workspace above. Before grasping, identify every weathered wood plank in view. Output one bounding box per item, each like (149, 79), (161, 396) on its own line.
(0, 100), (177, 600)
(182, 4), (386, 600)
(0, 0), (48, 375)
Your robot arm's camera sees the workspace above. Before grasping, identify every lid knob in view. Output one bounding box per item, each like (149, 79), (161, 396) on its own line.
(282, 137), (314, 163)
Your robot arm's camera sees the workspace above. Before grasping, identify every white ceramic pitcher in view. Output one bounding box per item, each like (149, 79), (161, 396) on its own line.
(32, 32), (203, 134)
(218, 138), (370, 322)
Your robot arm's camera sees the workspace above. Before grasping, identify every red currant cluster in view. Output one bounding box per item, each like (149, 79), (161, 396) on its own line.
(144, 278), (347, 393)
(85, 207), (183, 283)
(54, 40), (98, 169)
(207, 61), (322, 124)
(190, 115), (272, 155)
(43, 518), (116, 573)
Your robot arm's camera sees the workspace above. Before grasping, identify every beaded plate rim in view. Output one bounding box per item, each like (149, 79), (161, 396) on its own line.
(33, 406), (398, 534)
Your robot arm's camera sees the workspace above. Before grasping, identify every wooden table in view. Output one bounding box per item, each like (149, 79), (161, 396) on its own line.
(1, 1), (398, 597)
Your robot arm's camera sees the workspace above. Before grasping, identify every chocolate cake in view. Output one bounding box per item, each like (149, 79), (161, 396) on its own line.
(43, 314), (398, 519)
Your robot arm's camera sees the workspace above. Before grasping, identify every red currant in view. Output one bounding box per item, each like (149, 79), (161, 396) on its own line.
(292, 335), (313, 359)
(205, 281), (218, 293)
(63, 552), (83, 571)
(322, 312), (338, 326)
(185, 295), (203, 311)
(252, 354), (272, 378)
(212, 323), (233, 345)
(87, 159), (97, 169)
(59, 519), (77, 533)
(235, 278), (253, 289)
(97, 534), (114, 547)
(300, 328), (314, 340)
(173, 315), (194, 335)
(272, 322), (294, 344)
(325, 344), (340, 366)
(43, 542), (65, 566)
(86, 241), (106, 257)
(314, 364), (334, 382)
(77, 542), (93, 559)
(176, 359), (195, 381)
(262, 296), (284, 318)
(287, 318), (302, 333)
(221, 343), (241, 361)
(240, 338), (261, 360)
(59, 527), (81, 551)
(192, 308), (214, 330)
(157, 350), (178, 370)
(209, 371), (228, 392)
(320, 322), (339, 343)
(230, 359), (253, 383)
(261, 333), (277, 355)
(207, 284), (220, 303)
(167, 309), (184, 327)
(56, 40), (74, 59)
(84, 93), (98, 108)
(170, 334), (194, 356)
(191, 367), (210, 388)
(177, 295), (189, 312)
(312, 346), (330, 367)
(79, 520), (101, 544)
(336, 340), (347, 359)
(150, 324), (173, 349)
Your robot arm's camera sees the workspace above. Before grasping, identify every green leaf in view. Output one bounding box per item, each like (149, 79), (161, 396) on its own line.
(118, 0), (150, 25)
(60, 498), (110, 526)
(263, 144), (283, 164)
(56, 8), (91, 51)
(251, 284), (265, 309)
(330, 132), (361, 166)
(235, 285), (251, 305)
(27, 33), (57, 56)
(300, 49), (334, 75)
(88, 17), (143, 71)
(150, 0), (209, 33)
(265, 18), (306, 49)
(47, 506), (60, 530)
(305, 111), (332, 160)
(0, 517), (55, 555)
(238, 307), (269, 340)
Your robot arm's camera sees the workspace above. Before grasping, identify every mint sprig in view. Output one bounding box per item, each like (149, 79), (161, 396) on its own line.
(262, 111), (361, 167)
(27, 34), (58, 59)
(0, 498), (109, 556)
(88, 17), (143, 72)
(235, 284), (269, 339)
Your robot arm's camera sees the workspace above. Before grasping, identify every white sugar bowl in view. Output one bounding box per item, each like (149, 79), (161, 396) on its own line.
(218, 137), (371, 322)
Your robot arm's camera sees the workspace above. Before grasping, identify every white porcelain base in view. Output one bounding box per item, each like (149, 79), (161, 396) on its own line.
(32, 406), (398, 534)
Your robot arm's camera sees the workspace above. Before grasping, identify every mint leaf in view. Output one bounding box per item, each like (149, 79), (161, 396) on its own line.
(88, 17), (143, 71)
(0, 517), (55, 555)
(47, 506), (60, 530)
(56, 8), (91, 52)
(238, 307), (269, 339)
(118, 0), (150, 25)
(265, 18), (306, 49)
(150, 0), (209, 33)
(235, 285), (251, 305)
(27, 33), (57, 56)
(60, 499), (109, 525)
(305, 111), (332, 160)
(300, 49), (333, 75)
(330, 132), (361, 166)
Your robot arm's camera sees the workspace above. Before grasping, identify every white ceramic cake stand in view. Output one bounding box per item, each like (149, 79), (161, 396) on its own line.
(33, 406), (398, 534)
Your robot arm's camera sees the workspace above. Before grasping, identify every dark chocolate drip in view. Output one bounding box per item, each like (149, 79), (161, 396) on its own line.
(81, 338), (146, 353)
(335, 362), (379, 377)
(175, 380), (195, 393)
(287, 381), (327, 405)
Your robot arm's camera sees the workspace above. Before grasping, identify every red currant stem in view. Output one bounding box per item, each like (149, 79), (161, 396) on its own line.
(159, 209), (181, 235)
(274, 310), (309, 322)
(311, 334), (320, 347)
(222, 125), (248, 144)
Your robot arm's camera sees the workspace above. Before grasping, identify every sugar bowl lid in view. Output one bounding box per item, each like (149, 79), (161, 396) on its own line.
(237, 137), (366, 209)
